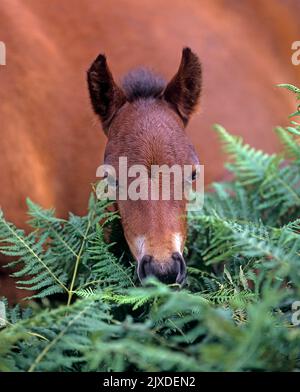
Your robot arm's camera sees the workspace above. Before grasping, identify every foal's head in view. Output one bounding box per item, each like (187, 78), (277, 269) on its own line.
(87, 48), (202, 286)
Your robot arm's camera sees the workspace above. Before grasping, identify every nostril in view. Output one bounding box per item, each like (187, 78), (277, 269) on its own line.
(137, 253), (187, 286)
(172, 252), (187, 285)
(137, 255), (153, 282)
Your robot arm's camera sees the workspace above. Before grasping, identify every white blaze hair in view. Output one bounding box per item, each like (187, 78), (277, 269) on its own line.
(173, 233), (183, 254)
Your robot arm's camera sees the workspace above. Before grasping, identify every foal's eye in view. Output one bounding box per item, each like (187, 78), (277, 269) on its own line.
(191, 170), (197, 181)
(108, 176), (119, 188)
(104, 172), (118, 188)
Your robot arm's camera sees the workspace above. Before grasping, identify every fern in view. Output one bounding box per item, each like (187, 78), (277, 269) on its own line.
(214, 124), (278, 186)
(81, 226), (135, 292)
(0, 295), (112, 371)
(0, 210), (69, 298)
(275, 126), (300, 161)
(1, 84), (300, 372)
(0, 195), (130, 305)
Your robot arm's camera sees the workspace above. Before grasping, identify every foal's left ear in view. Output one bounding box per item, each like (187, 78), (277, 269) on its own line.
(163, 47), (202, 125)
(87, 54), (127, 133)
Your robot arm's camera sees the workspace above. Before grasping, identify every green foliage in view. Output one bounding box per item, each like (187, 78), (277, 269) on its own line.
(278, 84), (300, 135)
(0, 85), (300, 372)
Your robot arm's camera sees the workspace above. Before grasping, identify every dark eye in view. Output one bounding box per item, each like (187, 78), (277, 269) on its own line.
(191, 170), (197, 181)
(108, 176), (119, 188)
(104, 172), (119, 188)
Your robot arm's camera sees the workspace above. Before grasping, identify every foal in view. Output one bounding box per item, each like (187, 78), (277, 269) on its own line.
(87, 47), (202, 285)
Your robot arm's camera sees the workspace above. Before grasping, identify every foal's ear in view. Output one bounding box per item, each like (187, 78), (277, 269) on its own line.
(163, 48), (202, 124)
(87, 54), (127, 133)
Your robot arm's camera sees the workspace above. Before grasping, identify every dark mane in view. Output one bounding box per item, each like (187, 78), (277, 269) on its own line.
(121, 67), (166, 102)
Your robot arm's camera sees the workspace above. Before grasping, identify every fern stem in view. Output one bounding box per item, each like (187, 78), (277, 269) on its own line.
(0, 316), (49, 341)
(67, 220), (92, 306)
(28, 302), (92, 372)
(76, 279), (106, 291)
(46, 223), (78, 258)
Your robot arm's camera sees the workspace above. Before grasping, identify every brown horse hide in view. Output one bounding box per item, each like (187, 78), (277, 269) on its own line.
(0, 0), (300, 300)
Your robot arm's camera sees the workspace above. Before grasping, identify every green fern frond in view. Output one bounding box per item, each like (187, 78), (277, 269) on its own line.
(1, 84), (300, 372)
(275, 127), (300, 161)
(0, 212), (68, 297)
(214, 124), (278, 185)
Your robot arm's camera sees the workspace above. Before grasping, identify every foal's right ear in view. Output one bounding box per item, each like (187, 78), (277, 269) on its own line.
(87, 54), (127, 133)
(163, 48), (202, 125)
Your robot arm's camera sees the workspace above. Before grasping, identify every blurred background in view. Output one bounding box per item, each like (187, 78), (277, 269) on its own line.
(0, 0), (300, 301)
